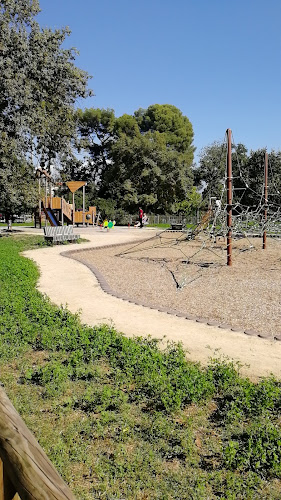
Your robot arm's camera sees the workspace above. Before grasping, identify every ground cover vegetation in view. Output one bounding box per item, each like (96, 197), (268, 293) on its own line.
(1, 234), (281, 499)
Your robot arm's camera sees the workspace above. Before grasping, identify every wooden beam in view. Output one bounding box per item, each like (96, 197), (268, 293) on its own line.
(0, 387), (76, 500)
(0, 458), (20, 500)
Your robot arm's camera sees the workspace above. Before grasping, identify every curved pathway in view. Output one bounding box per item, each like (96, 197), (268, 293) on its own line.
(22, 226), (281, 380)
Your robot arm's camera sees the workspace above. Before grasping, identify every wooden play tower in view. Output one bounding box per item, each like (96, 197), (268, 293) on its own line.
(35, 170), (96, 227)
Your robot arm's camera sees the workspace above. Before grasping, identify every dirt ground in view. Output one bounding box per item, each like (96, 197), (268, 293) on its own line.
(75, 232), (281, 339)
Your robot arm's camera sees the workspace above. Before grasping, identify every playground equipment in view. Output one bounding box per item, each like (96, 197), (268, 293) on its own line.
(117, 128), (281, 288)
(36, 170), (96, 227)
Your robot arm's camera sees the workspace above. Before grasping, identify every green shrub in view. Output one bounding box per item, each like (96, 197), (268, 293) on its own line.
(224, 420), (281, 478)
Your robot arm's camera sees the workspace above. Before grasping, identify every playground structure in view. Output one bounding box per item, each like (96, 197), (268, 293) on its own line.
(178, 129), (280, 261)
(116, 128), (281, 288)
(35, 169), (96, 227)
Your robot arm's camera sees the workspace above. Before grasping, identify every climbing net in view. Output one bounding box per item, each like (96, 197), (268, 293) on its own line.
(117, 135), (281, 289)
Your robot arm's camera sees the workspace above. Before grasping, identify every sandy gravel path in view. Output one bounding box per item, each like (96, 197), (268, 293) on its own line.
(22, 226), (281, 380)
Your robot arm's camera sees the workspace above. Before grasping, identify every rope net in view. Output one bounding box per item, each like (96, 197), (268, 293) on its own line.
(117, 136), (281, 289)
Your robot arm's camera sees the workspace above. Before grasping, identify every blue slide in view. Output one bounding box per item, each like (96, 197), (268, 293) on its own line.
(45, 208), (59, 226)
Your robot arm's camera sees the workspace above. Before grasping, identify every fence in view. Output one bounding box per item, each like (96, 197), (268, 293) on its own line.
(146, 213), (200, 225)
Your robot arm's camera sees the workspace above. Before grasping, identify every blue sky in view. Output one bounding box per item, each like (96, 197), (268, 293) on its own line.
(38, 0), (281, 163)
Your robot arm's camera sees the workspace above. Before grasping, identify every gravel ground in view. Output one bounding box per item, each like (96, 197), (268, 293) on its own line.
(74, 232), (281, 338)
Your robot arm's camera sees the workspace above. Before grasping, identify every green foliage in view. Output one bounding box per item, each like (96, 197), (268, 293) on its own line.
(94, 197), (116, 220)
(115, 113), (140, 138)
(135, 104), (195, 160)
(75, 104), (195, 214)
(0, 0), (91, 219)
(176, 186), (202, 216)
(194, 141), (281, 209)
(224, 421), (281, 478)
(100, 132), (194, 213)
(215, 377), (281, 424)
(75, 108), (116, 187)
(194, 141), (227, 202)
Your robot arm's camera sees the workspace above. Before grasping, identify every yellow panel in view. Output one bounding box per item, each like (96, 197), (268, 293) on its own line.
(50, 197), (62, 209)
(89, 206), (96, 216)
(66, 181), (86, 193)
(74, 211), (93, 223)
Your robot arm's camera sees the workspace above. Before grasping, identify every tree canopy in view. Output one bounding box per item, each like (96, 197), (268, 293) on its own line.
(0, 0), (91, 220)
(135, 104), (195, 161)
(194, 141), (281, 210)
(76, 104), (195, 214)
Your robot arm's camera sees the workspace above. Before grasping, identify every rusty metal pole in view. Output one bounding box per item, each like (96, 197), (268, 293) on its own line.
(226, 129), (232, 266)
(262, 152), (268, 249)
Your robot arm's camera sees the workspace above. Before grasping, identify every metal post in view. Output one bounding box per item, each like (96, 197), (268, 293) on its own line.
(226, 129), (232, 266)
(262, 152), (268, 249)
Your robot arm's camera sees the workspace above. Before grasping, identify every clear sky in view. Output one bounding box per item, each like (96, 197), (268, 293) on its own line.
(37, 0), (281, 163)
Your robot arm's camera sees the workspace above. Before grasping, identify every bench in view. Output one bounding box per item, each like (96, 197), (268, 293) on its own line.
(43, 225), (80, 243)
(169, 223), (184, 231)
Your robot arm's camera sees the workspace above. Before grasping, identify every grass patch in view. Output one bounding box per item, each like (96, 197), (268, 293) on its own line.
(147, 223), (171, 228)
(0, 221), (34, 226)
(0, 235), (281, 499)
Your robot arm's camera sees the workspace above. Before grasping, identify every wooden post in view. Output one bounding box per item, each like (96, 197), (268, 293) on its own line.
(82, 184), (85, 227)
(262, 152), (268, 249)
(45, 177), (48, 227)
(49, 180), (52, 210)
(226, 129), (232, 266)
(0, 458), (19, 500)
(72, 192), (75, 226)
(0, 387), (75, 500)
(38, 177), (42, 229)
(61, 197), (64, 226)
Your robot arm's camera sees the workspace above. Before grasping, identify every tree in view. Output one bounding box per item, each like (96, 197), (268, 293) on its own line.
(77, 104), (195, 214)
(0, 0), (91, 218)
(76, 108), (116, 186)
(99, 132), (193, 213)
(0, 158), (37, 221)
(135, 104), (195, 162)
(194, 140), (281, 211)
(175, 187), (202, 218)
(267, 151), (281, 209)
(235, 148), (281, 209)
(114, 113), (140, 138)
(194, 141), (227, 204)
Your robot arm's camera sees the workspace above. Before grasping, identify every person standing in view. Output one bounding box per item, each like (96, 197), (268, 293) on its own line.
(138, 207), (143, 228)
